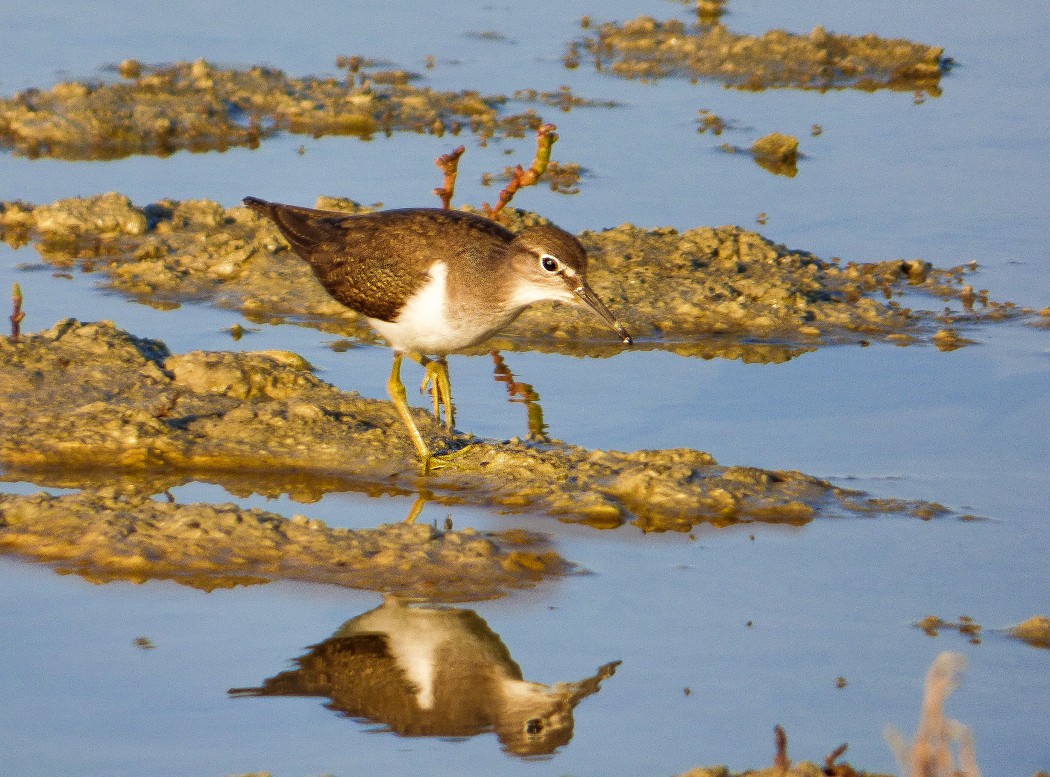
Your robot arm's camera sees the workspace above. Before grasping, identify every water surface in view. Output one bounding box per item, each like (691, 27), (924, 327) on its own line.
(1, 1), (1048, 775)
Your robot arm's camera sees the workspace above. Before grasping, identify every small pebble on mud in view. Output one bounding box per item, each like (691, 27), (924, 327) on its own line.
(751, 132), (799, 177)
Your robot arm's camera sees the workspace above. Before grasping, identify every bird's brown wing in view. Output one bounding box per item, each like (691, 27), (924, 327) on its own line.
(245, 198), (435, 321)
(245, 199), (512, 322)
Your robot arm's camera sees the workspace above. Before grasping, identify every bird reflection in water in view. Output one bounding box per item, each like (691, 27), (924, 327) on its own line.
(229, 596), (620, 757)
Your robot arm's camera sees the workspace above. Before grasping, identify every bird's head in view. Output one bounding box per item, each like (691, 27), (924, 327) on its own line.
(506, 225), (632, 345)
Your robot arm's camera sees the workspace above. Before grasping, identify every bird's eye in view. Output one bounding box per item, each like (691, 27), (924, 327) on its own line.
(540, 254), (560, 273)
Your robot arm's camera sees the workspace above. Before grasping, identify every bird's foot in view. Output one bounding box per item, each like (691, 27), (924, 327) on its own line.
(419, 356), (455, 432)
(418, 439), (475, 475)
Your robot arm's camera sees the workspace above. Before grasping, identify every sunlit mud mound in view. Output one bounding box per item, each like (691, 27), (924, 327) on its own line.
(0, 58), (553, 161)
(572, 16), (947, 95)
(0, 489), (568, 601)
(0, 320), (967, 532)
(1, 195), (1029, 357)
(1007, 616), (1050, 649)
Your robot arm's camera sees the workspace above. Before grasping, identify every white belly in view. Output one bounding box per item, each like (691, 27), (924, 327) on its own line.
(368, 260), (510, 355)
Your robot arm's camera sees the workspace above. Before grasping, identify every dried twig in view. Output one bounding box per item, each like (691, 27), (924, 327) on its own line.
(773, 725), (791, 775)
(335, 54), (365, 87)
(483, 123), (558, 220)
(433, 145), (466, 209)
(885, 651), (980, 777)
(824, 742), (850, 775)
(10, 283), (25, 340)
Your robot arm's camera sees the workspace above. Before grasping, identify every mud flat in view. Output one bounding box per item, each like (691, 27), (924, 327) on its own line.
(572, 16), (947, 94)
(0, 59), (563, 160)
(0, 490), (565, 601)
(1, 194), (1028, 358)
(0, 320), (962, 534)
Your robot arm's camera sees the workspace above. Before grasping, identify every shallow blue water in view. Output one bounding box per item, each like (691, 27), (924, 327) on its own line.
(1, 2), (1048, 775)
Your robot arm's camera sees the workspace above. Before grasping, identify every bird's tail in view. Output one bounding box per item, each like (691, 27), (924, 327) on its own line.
(243, 196), (335, 257)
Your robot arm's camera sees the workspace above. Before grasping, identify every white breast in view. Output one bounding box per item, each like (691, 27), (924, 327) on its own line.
(367, 261), (453, 353)
(368, 260), (510, 355)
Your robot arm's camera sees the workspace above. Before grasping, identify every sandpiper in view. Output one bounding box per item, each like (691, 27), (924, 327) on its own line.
(244, 197), (632, 467)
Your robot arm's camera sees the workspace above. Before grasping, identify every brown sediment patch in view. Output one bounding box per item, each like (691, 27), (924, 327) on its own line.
(0, 320), (967, 533)
(0, 58), (583, 161)
(512, 85), (620, 111)
(696, 109), (733, 136)
(0, 489), (565, 601)
(920, 614), (1050, 649)
(574, 16), (947, 95)
(0, 194), (1028, 357)
(915, 615), (983, 644)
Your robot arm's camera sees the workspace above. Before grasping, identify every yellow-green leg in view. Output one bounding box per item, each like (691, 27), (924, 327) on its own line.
(403, 494), (427, 524)
(414, 354), (455, 432)
(387, 352), (433, 467)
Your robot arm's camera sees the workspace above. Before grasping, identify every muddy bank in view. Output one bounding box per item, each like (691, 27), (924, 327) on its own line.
(1, 194), (1026, 356)
(0, 320), (963, 532)
(0, 489), (565, 601)
(0, 59), (575, 160)
(0, 24), (945, 165)
(677, 764), (889, 777)
(1008, 616), (1050, 649)
(572, 16), (946, 95)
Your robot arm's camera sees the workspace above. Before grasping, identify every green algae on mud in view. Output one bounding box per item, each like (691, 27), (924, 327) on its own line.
(572, 16), (947, 95)
(0, 320), (970, 533)
(0, 193), (1027, 356)
(0, 489), (567, 601)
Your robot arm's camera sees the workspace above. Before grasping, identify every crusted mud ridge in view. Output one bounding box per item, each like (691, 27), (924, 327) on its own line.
(0, 58), (561, 160)
(1, 193), (1027, 358)
(572, 16), (947, 94)
(0, 489), (565, 601)
(1, 320), (960, 536)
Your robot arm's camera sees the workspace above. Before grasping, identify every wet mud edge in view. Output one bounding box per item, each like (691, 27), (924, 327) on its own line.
(0, 320), (968, 598)
(1, 193), (1035, 359)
